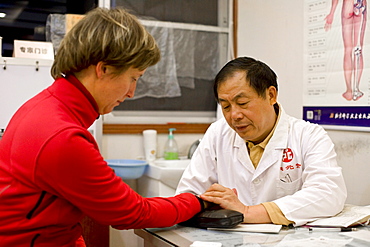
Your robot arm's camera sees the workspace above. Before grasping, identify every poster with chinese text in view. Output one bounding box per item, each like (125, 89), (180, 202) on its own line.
(303, 0), (370, 128)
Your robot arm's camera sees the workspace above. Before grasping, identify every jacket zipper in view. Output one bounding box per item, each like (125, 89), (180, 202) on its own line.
(30, 233), (40, 247)
(26, 191), (46, 219)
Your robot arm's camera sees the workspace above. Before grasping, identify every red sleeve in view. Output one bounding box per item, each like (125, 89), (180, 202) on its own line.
(35, 129), (201, 228)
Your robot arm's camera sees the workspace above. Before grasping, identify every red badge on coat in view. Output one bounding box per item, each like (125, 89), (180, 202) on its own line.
(282, 148), (293, 162)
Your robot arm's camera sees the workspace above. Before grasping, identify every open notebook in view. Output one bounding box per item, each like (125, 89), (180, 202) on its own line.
(307, 204), (370, 227)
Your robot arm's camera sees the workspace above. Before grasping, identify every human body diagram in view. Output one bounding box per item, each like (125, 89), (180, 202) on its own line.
(325, 0), (367, 101)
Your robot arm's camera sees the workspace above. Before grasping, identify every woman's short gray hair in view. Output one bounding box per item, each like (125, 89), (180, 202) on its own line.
(51, 7), (160, 79)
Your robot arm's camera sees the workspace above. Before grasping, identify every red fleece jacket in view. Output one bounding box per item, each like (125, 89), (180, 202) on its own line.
(0, 75), (201, 246)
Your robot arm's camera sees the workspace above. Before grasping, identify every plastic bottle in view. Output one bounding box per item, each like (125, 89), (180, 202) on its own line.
(164, 128), (178, 160)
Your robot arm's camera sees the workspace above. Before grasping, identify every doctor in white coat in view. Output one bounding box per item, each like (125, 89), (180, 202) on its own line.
(176, 57), (347, 226)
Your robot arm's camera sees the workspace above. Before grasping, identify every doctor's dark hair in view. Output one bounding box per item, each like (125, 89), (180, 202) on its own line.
(213, 57), (278, 101)
(51, 7), (160, 79)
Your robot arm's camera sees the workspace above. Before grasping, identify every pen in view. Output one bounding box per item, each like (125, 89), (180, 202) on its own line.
(296, 227), (357, 232)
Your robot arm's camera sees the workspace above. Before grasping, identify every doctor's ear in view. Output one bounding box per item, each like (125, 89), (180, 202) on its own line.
(267, 86), (277, 105)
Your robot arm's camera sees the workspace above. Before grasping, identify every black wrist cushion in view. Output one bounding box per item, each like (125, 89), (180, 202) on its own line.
(179, 209), (243, 229)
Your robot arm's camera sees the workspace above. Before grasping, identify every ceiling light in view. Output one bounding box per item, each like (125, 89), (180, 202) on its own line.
(0, 13), (6, 18)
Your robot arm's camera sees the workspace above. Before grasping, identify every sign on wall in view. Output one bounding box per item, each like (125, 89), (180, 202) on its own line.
(13, 40), (54, 60)
(303, 0), (370, 129)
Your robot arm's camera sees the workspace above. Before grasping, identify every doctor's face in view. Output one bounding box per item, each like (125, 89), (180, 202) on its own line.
(218, 71), (278, 143)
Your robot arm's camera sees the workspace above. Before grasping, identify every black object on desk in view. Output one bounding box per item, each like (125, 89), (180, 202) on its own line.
(179, 209), (243, 229)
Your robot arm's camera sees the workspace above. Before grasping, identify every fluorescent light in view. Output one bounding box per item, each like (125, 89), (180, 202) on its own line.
(0, 13), (6, 18)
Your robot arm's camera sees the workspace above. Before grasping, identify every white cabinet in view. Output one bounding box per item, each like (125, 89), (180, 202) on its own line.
(0, 57), (102, 147)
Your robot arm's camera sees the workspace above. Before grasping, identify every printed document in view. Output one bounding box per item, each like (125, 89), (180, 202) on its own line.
(307, 204), (370, 227)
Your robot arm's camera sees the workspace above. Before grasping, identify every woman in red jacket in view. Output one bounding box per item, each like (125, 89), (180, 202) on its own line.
(0, 7), (206, 246)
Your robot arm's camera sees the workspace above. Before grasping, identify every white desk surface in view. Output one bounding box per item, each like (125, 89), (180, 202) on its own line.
(135, 225), (370, 247)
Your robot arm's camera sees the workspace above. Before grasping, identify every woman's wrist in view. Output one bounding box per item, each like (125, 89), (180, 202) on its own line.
(195, 195), (205, 211)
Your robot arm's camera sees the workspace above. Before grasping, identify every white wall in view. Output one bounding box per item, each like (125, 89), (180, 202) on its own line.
(328, 130), (370, 205)
(237, 0), (370, 205)
(102, 133), (203, 160)
(237, 0), (304, 119)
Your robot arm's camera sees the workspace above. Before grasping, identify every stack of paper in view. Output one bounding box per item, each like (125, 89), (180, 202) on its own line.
(208, 224), (282, 233)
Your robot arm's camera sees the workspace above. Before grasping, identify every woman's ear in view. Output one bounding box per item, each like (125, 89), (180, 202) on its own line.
(95, 61), (106, 78)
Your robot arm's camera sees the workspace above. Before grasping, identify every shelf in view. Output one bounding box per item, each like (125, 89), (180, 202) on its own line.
(103, 123), (210, 134)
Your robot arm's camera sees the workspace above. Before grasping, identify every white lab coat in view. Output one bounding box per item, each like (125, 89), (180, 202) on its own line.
(176, 105), (347, 226)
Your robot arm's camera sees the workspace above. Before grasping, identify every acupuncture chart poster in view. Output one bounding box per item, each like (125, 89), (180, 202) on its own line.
(303, 0), (370, 128)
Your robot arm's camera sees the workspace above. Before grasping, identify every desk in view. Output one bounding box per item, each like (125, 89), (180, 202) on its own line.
(135, 225), (370, 247)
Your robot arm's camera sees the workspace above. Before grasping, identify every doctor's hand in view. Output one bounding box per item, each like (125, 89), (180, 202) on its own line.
(199, 183), (246, 215)
(199, 183), (272, 224)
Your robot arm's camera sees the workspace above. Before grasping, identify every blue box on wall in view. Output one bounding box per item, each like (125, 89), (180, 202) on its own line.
(303, 106), (370, 127)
